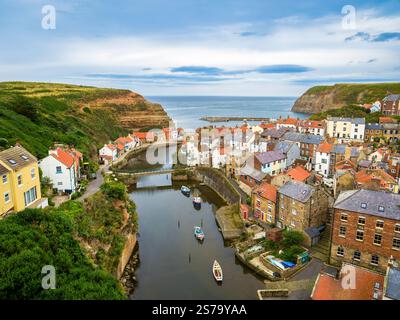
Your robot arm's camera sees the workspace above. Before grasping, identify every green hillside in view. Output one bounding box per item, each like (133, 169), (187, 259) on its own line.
(0, 82), (130, 158)
(306, 82), (400, 104)
(292, 82), (400, 114)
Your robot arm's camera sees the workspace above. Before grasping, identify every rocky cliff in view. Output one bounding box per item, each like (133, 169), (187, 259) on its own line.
(87, 91), (172, 130)
(291, 83), (400, 114)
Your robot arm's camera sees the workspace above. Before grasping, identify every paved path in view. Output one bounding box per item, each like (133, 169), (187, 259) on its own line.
(78, 164), (108, 202)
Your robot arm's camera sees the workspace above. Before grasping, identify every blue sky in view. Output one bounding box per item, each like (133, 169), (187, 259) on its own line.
(0, 0), (399, 96)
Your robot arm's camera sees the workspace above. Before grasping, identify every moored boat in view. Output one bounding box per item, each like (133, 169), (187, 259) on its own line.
(212, 260), (223, 282)
(181, 185), (191, 195)
(194, 226), (205, 241)
(193, 196), (201, 204)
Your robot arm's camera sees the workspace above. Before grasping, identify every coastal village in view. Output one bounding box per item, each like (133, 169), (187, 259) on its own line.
(1, 92), (400, 300)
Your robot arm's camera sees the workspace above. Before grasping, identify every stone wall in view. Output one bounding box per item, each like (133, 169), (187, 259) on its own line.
(195, 167), (241, 204)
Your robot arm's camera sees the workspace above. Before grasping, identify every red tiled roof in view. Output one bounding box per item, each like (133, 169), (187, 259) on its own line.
(287, 166), (311, 182)
(52, 148), (75, 168)
(106, 144), (116, 151)
(355, 169), (396, 187)
(260, 123), (276, 130)
(132, 132), (154, 140)
(253, 182), (277, 203)
(317, 141), (333, 153)
(278, 117), (298, 125)
(301, 120), (323, 129)
(335, 159), (356, 171)
(312, 265), (384, 300)
(379, 117), (397, 124)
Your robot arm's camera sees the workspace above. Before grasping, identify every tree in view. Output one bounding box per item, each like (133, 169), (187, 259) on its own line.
(281, 230), (304, 248)
(0, 209), (125, 300)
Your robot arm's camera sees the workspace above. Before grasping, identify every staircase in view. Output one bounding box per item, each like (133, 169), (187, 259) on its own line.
(311, 225), (332, 262)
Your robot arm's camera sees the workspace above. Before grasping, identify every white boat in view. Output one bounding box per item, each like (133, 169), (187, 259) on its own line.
(193, 196), (201, 204)
(212, 260), (223, 282)
(194, 226), (205, 241)
(181, 186), (191, 194)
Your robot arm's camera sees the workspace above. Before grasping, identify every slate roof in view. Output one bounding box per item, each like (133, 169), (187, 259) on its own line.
(334, 189), (400, 220)
(383, 94), (400, 102)
(327, 117), (365, 125)
(273, 141), (295, 154)
(278, 180), (315, 203)
(366, 123), (383, 130)
(282, 132), (324, 145)
(255, 151), (286, 164)
(0, 146), (37, 171)
(385, 267), (400, 300)
(332, 144), (346, 154)
(262, 127), (289, 139)
(240, 164), (267, 182)
(358, 159), (371, 168)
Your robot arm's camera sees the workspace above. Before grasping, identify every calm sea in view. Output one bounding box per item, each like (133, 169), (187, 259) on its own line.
(146, 96), (308, 129)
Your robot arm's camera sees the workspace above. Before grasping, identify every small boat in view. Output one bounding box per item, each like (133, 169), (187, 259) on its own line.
(194, 226), (205, 241)
(212, 260), (223, 282)
(193, 196), (201, 204)
(181, 185), (191, 195)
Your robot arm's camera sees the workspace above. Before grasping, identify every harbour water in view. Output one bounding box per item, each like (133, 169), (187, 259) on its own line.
(129, 173), (265, 300)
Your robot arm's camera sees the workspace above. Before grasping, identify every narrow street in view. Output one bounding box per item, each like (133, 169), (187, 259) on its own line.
(78, 164), (108, 202)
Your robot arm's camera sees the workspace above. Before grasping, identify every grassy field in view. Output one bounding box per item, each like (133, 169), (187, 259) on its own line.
(0, 82), (132, 159)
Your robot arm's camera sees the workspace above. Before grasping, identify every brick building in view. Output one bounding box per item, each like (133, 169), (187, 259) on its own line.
(382, 94), (400, 116)
(252, 182), (277, 225)
(277, 180), (329, 240)
(330, 189), (400, 273)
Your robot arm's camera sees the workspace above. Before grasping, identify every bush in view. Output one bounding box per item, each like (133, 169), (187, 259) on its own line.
(281, 230), (304, 248)
(277, 245), (304, 263)
(100, 181), (127, 201)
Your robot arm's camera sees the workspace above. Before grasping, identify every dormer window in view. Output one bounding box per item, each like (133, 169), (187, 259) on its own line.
(20, 155), (29, 161)
(361, 203), (367, 209)
(7, 159), (17, 166)
(378, 206), (385, 212)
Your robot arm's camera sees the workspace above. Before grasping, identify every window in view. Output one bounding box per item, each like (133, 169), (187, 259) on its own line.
(371, 255), (379, 266)
(340, 213), (348, 222)
(337, 246), (344, 257)
(376, 220), (384, 229)
(23, 187), (37, 206)
(356, 230), (364, 241)
(256, 199), (261, 208)
(395, 224), (400, 233)
(30, 168), (35, 179)
(353, 250), (361, 261)
(56, 166), (62, 174)
(57, 182), (63, 186)
(393, 238), (400, 250)
(292, 208), (297, 216)
(374, 234), (382, 246)
(361, 202), (367, 209)
(290, 220), (296, 227)
(4, 192), (10, 203)
(339, 226), (346, 237)
(358, 216), (366, 225)
(17, 175), (22, 186)
(7, 159), (17, 166)
(2, 174), (7, 184)
(20, 155), (29, 161)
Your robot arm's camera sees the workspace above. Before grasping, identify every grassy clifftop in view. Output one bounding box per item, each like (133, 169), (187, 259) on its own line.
(0, 82), (171, 158)
(292, 82), (400, 114)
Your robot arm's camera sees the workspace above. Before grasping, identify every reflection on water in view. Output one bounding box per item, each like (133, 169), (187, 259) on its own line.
(129, 174), (264, 300)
